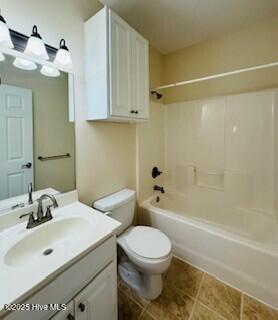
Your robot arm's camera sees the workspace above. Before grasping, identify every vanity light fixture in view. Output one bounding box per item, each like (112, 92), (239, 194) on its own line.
(54, 39), (73, 70)
(40, 65), (60, 77)
(13, 57), (37, 70)
(0, 51), (5, 62)
(0, 11), (14, 48)
(24, 25), (49, 60)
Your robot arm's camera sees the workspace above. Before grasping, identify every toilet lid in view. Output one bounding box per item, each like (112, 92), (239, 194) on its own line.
(124, 226), (172, 259)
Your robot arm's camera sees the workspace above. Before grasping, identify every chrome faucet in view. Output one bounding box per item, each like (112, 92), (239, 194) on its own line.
(28, 182), (33, 204)
(19, 194), (58, 229)
(154, 185), (165, 194)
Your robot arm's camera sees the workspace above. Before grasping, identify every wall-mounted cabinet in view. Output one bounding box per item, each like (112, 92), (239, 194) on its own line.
(85, 7), (149, 122)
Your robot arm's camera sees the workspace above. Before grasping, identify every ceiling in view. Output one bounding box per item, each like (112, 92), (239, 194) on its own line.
(99, 0), (278, 54)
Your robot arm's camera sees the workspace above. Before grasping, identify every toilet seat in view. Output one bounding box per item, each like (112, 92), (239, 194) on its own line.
(122, 226), (172, 260)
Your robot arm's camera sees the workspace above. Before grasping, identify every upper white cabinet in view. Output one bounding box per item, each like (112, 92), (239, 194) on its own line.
(85, 7), (149, 121)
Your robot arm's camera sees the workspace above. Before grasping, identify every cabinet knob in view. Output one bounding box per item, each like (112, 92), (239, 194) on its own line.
(130, 110), (139, 114)
(67, 314), (75, 320)
(78, 303), (86, 312)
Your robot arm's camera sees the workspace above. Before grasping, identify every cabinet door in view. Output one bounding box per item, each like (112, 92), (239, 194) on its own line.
(109, 10), (132, 118)
(74, 262), (117, 320)
(132, 31), (149, 119)
(51, 302), (74, 320)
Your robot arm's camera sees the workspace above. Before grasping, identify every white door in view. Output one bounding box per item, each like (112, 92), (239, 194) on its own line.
(51, 301), (74, 320)
(109, 10), (132, 117)
(74, 263), (117, 320)
(132, 31), (149, 119)
(0, 85), (33, 200)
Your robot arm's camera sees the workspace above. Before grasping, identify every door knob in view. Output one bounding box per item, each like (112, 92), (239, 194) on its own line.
(78, 303), (85, 312)
(22, 162), (32, 169)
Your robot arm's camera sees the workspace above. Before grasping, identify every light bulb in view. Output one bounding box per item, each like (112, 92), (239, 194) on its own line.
(54, 39), (73, 70)
(40, 65), (60, 77)
(0, 14), (14, 48)
(13, 57), (37, 70)
(24, 25), (49, 60)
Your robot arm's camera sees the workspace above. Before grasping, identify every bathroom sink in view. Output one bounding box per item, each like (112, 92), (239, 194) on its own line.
(0, 196), (121, 316)
(4, 216), (91, 267)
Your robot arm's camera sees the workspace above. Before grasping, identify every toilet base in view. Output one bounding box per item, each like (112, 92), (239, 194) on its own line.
(118, 261), (163, 300)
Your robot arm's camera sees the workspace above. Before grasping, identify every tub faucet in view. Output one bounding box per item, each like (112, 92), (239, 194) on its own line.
(154, 185), (165, 194)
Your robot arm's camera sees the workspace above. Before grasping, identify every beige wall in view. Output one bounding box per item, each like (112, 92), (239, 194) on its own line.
(162, 15), (278, 103)
(4, 2), (276, 206)
(0, 55), (75, 193)
(136, 47), (165, 203)
(1, 1), (165, 207)
(136, 102), (165, 203)
(1, 0), (139, 205)
(138, 15), (278, 205)
(149, 46), (164, 89)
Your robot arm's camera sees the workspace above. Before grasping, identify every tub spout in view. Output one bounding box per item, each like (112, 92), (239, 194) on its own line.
(154, 185), (165, 194)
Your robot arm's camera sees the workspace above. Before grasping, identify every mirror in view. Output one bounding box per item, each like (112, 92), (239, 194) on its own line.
(0, 54), (75, 212)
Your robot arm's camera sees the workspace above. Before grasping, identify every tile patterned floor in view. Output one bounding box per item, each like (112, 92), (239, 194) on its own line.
(118, 257), (278, 320)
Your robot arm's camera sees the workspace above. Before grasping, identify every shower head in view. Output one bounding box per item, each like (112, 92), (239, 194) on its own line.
(151, 91), (163, 100)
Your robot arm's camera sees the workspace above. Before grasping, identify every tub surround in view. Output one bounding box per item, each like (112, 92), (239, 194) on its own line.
(165, 89), (278, 220)
(118, 257), (278, 320)
(0, 190), (120, 318)
(137, 88), (278, 309)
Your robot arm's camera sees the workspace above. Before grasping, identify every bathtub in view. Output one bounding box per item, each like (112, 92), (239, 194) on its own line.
(140, 192), (278, 309)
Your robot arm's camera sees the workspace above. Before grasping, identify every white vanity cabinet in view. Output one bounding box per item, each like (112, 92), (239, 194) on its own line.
(85, 7), (149, 122)
(51, 302), (74, 320)
(73, 262), (117, 320)
(4, 236), (118, 320)
(51, 263), (117, 320)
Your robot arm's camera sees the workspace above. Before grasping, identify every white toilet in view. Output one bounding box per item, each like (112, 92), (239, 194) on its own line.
(93, 189), (172, 300)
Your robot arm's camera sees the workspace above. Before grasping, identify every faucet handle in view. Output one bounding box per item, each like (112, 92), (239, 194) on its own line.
(45, 205), (53, 219)
(19, 211), (35, 229)
(152, 167), (163, 178)
(19, 211), (34, 219)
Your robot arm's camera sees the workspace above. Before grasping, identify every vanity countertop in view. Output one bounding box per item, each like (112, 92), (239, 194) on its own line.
(0, 188), (59, 214)
(0, 191), (121, 317)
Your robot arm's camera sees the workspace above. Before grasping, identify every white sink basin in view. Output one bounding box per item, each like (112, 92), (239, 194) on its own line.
(5, 217), (91, 267)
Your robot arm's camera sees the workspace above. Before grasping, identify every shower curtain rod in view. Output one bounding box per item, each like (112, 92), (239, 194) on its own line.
(153, 61), (278, 91)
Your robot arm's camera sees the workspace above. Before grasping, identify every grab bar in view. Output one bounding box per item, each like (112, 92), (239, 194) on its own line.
(38, 153), (71, 161)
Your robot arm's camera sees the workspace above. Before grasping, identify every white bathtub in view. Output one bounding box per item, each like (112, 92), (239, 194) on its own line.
(140, 193), (278, 309)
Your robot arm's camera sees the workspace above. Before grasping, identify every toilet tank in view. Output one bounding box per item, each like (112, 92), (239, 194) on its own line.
(93, 189), (136, 235)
